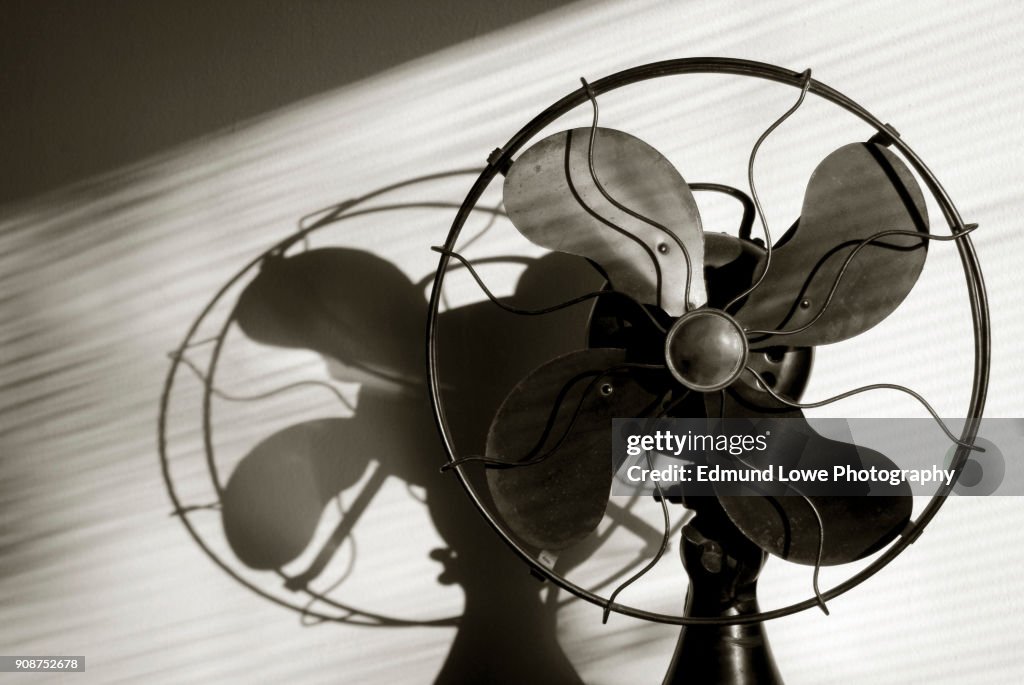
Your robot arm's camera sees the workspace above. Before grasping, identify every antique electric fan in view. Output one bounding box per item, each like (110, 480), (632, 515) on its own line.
(426, 58), (988, 683)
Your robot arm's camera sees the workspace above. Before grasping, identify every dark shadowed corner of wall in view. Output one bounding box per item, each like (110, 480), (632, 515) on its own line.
(0, 0), (577, 206)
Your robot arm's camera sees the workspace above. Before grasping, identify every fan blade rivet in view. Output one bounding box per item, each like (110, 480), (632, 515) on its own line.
(657, 242), (669, 254)
(600, 383), (614, 396)
(800, 298), (811, 309)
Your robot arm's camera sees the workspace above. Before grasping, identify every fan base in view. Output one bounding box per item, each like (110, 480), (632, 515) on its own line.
(663, 510), (783, 684)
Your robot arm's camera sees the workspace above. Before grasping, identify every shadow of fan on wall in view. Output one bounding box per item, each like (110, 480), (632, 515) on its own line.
(213, 241), (644, 683)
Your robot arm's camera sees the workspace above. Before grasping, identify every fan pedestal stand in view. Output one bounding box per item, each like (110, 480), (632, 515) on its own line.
(664, 502), (783, 684)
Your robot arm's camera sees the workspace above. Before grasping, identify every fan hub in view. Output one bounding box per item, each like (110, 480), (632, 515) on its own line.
(664, 309), (748, 392)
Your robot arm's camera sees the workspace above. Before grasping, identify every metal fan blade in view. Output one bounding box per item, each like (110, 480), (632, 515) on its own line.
(735, 143), (929, 347)
(708, 394), (912, 565)
(503, 127), (706, 315)
(484, 348), (664, 551)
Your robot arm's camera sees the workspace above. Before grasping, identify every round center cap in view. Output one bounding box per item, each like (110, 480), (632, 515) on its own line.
(664, 309), (748, 392)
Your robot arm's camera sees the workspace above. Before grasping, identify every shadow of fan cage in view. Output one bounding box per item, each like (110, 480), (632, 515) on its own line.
(157, 169), (675, 684)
